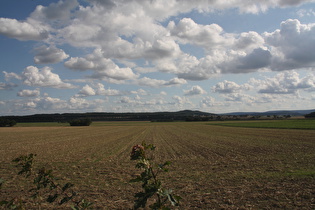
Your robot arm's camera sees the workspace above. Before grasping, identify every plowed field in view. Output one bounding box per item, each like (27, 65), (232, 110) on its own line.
(1, 122), (314, 209)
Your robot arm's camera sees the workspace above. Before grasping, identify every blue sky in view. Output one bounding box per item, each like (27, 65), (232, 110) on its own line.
(1, 0), (315, 115)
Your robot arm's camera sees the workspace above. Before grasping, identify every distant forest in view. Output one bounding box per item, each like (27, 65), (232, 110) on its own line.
(2, 109), (314, 123)
(3, 110), (216, 123)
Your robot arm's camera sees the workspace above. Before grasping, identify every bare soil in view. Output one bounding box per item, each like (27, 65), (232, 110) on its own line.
(0, 122), (314, 209)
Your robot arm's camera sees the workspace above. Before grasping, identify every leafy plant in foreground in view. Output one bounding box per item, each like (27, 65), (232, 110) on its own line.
(130, 142), (181, 209)
(1, 154), (92, 209)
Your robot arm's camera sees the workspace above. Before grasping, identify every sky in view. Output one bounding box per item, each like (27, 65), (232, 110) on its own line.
(1, 0), (315, 116)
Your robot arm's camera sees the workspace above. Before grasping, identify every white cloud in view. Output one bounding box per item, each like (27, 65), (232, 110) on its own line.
(212, 80), (251, 93)
(3, 71), (22, 81)
(130, 89), (148, 96)
(0, 18), (49, 41)
(264, 19), (315, 71)
(297, 8), (315, 17)
(184, 85), (206, 96)
(64, 57), (95, 71)
(77, 83), (123, 97)
(94, 83), (122, 96)
(36, 96), (67, 110)
(69, 96), (90, 109)
(160, 91), (167, 96)
(223, 93), (255, 103)
(78, 84), (96, 97)
(144, 37), (181, 60)
(21, 66), (76, 89)
(136, 77), (166, 87)
(234, 31), (265, 50)
(34, 45), (69, 64)
(115, 95), (166, 110)
(30, 0), (78, 21)
(118, 96), (133, 104)
(64, 49), (138, 81)
(169, 18), (230, 51)
(134, 95), (141, 100)
(200, 96), (216, 108)
(17, 89), (40, 97)
(136, 77), (187, 87)
(165, 78), (187, 86)
(172, 95), (192, 105)
(0, 82), (18, 90)
(250, 71), (315, 94)
(176, 54), (221, 80)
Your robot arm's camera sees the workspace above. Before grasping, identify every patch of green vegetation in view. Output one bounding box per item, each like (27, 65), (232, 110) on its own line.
(285, 170), (315, 178)
(16, 122), (69, 127)
(211, 119), (315, 130)
(92, 121), (152, 126)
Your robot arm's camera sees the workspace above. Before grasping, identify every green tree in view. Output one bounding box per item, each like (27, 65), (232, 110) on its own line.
(0, 118), (16, 127)
(68, 118), (92, 126)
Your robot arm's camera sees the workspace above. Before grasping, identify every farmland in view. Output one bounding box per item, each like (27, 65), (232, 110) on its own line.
(211, 119), (315, 130)
(1, 121), (315, 209)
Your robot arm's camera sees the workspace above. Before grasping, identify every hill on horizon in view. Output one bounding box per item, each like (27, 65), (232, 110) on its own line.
(223, 109), (315, 116)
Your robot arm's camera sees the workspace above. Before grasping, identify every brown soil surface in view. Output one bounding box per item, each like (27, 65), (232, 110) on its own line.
(1, 122), (314, 209)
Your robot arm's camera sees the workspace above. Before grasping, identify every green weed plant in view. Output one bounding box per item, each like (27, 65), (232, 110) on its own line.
(130, 141), (181, 209)
(0, 154), (92, 209)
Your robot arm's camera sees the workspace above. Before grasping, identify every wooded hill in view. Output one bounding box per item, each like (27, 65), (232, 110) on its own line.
(3, 110), (216, 123)
(3, 109), (314, 123)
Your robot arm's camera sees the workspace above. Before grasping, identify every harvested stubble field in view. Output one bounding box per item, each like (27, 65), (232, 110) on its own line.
(0, 121), (314, 209)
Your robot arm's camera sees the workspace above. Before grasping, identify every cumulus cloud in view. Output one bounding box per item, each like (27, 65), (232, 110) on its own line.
(234, 31), (265, 50)
(165, 78), (187, 86)
(136, 77), (186, 87)
(172, 95), (192, 105)
(69, 96), (90, 109)
(65, 49), (138, 81)
(184, 85), (207, 96)
(94, 83), (122, 96)
(212, 80), (251, 94)
(78, 84), (96, 96)
(64, 57), (95, 71)
(30, 0), (78, 21)
(17, 96), (67, 111)
(223, 93), (255, 103)
(115, 95), (166, 109)
(3, 71), (21, 81)
(136, 77), (166, 87)
(34, 45), (69, 64)
(169, 18), (230, 50)
(77, 83), (123, 97)
(118, 96), (134, 104)
(297, 8), (315, 17)
(13, 95), (110, 113)
(21, 66), (75, 89)
(0, 18), (48, 41)
(17, 89), (40, 97)
(0, 82), (18, 90)
(200, 96), (216, 108)
(176, 54), (221, 80)
(250, 71), (315, 94)
(264, 19), (315, 71)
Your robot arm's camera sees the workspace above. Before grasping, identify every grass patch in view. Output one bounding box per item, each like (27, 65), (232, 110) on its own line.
(14, 121), (153, 127)
(210, 119), (315, 130)
(16, 122), (69, 127)
(285, 170), (315, 178)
